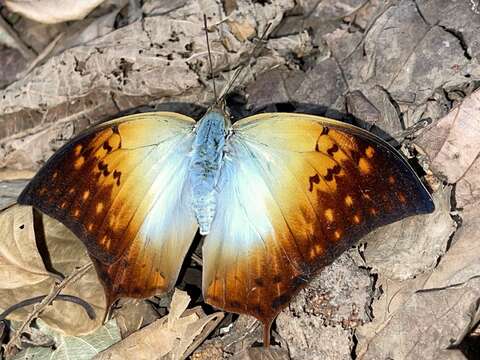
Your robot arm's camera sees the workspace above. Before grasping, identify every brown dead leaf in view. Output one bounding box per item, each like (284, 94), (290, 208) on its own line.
(114, 299), (160, 338)
(425, 169), (480, 290)
(356, 273), (480, 359)
(356, 85), (480, 359)
(228, 20), (256, 42)
(94, 289), (223, 360)
(0, 0), (300, 170)
(0, 45), (27, 89)
(230, 347), (290, 360)
(415, 87), (480, 183)
(0, 205), (106, 335)
(5, 0), (107, 24)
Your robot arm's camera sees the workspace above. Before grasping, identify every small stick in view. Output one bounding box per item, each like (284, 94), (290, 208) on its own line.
(0, 13), (36, 60)
(191, 253), (203, 266)
(218, 22), (272, 102)
(0, 294), (96, 321)
(203, 14), (218, 103)
(4, 263), (93, 356)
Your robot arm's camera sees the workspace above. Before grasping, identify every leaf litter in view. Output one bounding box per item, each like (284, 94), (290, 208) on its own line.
(1, 0), (480, 359)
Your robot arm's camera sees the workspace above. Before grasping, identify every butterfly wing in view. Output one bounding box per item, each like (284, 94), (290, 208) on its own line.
(18, 112), (198, 305)
(203, 113), (434, 335)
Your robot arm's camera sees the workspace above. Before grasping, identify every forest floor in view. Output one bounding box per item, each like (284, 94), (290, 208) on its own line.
(0, 0), (480, 359)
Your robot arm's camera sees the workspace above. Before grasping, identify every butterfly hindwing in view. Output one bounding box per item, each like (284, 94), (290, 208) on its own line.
(203, 113), (434, 329)
(18, 112), (199, 304)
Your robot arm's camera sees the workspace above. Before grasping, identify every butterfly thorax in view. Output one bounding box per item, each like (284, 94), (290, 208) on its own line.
(189, 111), (229, 235)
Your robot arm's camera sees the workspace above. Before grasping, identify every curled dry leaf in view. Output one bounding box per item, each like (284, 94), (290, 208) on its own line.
(94, 289), (224, 360)
(0, 205), (106, 335)
(4, 0), (107, 24)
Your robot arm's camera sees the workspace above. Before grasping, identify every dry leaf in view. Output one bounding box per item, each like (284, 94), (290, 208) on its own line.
(228, 20), (256, 42)
(424, 160), (480, 290)
(415, 87), (480, 183)
(0, 179), (29, 210)
(356, 272), (480, 359)
(13, 319), (121, 360)
(230, 347), (290, 360)
(0, 205), (106, 335)
(95, 289), (223, 360)
(356, 85), (480, 359)
(114, 299), (160, 338)
(0, 0), (299, 170)
(5, 0), (107, 24)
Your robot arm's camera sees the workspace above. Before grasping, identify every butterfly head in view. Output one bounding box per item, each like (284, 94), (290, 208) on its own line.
(203, 100), (232, 130)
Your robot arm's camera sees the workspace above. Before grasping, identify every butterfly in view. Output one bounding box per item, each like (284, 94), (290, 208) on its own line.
(17, 103), (434, 345)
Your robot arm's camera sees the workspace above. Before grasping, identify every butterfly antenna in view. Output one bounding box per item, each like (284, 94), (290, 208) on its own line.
(218, 22), (272, 102)
(204, 14), (218, 103)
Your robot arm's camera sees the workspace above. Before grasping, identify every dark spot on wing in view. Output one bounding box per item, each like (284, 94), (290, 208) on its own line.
(308, 174), (320, 192)
(103, 141), (113, 153)
(327, 144), (339, 157)
(113, 170), (122, 186)
(324, 164), (342, 181)
(254, 278), (265, 287)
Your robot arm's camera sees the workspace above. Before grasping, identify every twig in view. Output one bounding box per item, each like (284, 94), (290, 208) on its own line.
(0, 13), (36, 60)
(191, 253), (203, 266)
(18, 33), (64, 79)
(0, 294), (96, 321)
(4, 262), (94, 356)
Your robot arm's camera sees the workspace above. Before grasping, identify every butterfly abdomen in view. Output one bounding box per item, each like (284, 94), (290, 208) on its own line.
(189, 111), (227, 235)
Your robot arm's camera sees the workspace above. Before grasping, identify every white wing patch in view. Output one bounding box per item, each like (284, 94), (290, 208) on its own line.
(135, 134), (198, 287)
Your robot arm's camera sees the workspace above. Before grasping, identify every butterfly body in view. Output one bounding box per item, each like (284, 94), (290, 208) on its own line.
(189, 110), (230, 235)
(18, 110), (434, 345)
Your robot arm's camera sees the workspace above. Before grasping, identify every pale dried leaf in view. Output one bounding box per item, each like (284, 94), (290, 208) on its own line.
(0, 0), (300, 170)
(425, 186), (480, 288)
(13, 319), (121, 360)
(168, 289), (191, 329)
(95, 289), (223, 360)
(5, 0), (107, 24)
(230, 347), (290, 360)
(0, 205), (47, 288)
(356, 275), (480, 359)
(0, 180), (29, 212)
(415, 88), (480, 183)
(114, 299), (159, 338)
(456, 155), (480, 208)
(0, 205), (106, 335)
(170, 310), (224, 360)
(353, 79), (480, 359)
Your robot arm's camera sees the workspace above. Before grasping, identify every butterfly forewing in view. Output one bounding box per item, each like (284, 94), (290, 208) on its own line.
(18, 112), (199, 304)
(203, 113), (434, 328)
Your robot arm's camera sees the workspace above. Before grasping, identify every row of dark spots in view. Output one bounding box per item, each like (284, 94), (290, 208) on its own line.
(97, 161), (122, 186)
(99, 126), (122, 185)
(307, 164), (342, 192)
